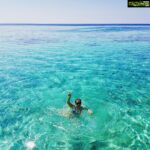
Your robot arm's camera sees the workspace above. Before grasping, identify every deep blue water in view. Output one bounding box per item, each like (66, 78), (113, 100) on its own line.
(0, 25), (150, 150)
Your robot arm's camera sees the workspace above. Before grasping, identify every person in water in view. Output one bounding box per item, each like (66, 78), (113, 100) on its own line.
(67, 92), (93, 116)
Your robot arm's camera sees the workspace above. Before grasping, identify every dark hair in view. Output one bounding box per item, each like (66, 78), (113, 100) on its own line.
(75, 98), (82, 104)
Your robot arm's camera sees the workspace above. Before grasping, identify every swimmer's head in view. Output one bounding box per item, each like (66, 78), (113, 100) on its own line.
(75, 98), (82, 106)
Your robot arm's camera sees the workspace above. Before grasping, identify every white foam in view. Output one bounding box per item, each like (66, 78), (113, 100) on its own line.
(25, 141), (35, 150)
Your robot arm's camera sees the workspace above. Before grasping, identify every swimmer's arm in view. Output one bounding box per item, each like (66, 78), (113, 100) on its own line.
(82, 107), (93, 115)
(67, 93), (74, 108)
(82, 106), (88, 110)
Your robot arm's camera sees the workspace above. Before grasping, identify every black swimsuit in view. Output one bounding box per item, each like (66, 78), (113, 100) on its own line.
(72, 107), (81, 116)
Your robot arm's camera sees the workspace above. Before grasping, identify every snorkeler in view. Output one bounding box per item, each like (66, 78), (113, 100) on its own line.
(67, 92), (93, 116)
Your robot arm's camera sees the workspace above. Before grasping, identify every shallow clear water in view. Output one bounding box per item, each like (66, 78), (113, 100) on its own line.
(0, 25), (150, 150)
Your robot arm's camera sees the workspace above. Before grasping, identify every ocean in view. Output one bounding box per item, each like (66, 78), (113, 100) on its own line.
(0, 24), (150, 149)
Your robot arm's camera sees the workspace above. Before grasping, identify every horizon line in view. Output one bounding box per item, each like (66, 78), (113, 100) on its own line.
(0, 23), (150, 26)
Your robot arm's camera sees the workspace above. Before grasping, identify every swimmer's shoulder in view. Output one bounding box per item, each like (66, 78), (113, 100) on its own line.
(81, 106), (88, 110)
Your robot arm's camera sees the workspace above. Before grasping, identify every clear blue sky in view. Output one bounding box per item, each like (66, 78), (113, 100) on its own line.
(0, 0), (150, 23)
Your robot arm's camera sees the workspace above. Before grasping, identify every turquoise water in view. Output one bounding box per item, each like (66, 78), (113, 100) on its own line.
(0, 25), (150, 150)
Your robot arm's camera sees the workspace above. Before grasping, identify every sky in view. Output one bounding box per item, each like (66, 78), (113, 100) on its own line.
(0, 0), (150, 24)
